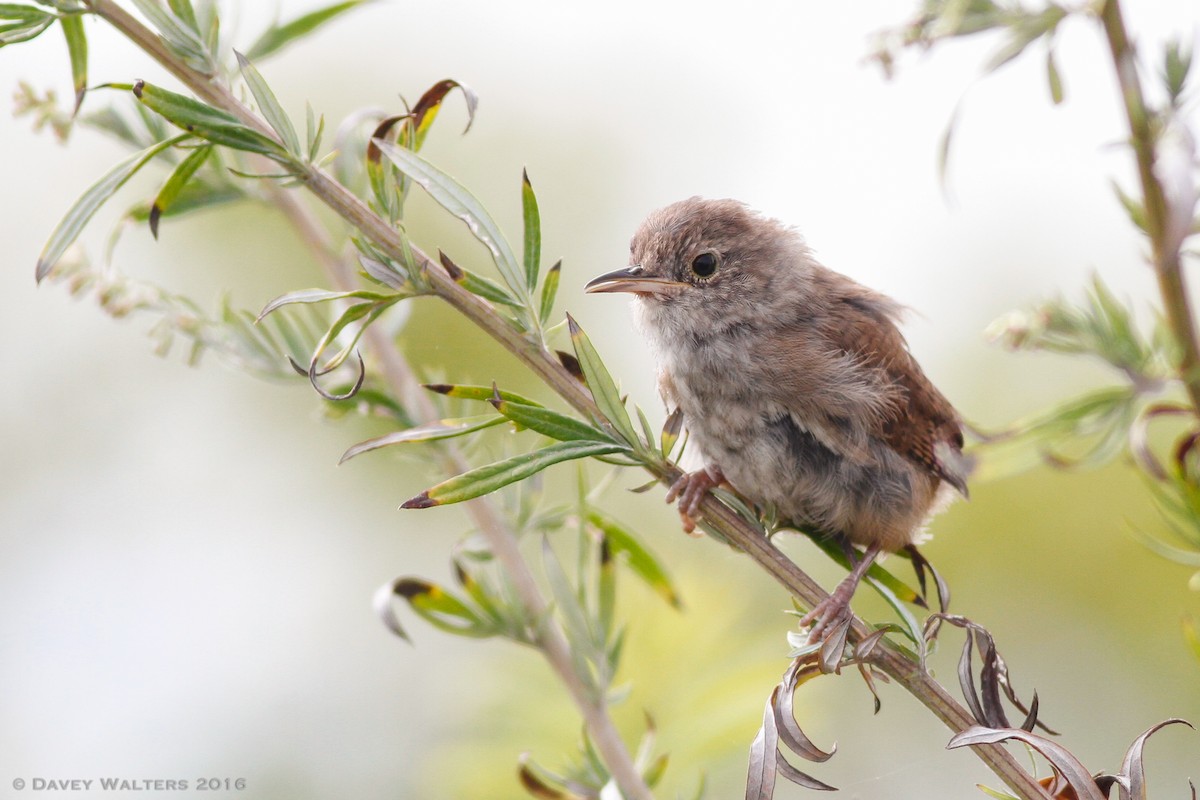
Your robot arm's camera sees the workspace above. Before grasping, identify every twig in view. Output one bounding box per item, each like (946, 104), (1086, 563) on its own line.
(1100, 0), (1200, 413)
(82, 2), (1053, 797)
(266, 188), (653, 800)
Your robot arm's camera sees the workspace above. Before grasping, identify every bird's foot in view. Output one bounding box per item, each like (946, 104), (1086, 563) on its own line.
(800, 543), (881, 673)
(665, 465), (726, 535)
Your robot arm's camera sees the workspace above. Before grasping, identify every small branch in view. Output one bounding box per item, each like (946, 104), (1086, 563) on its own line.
(266, 188), (653, 800)
(82, 2), (1051, 797)
(1099, 0), (1200, 413)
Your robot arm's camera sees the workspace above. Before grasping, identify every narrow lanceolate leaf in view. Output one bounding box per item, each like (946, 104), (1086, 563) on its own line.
(946, 727), (1106, 800)
(566, 314), (640, 448)
(491, 397), (614, 443)
(305, 102), (324, 163)
(0, 4), (55, 46)
(586, 510), (680, 608)
(149, 143), (211, 238)
(437, 251), (518, 307)
(165, 0), (198, 30)
(36, 133), (189, 282)
(1046, 47), (1064, 105)
(423, 383), (542, 407)
(340, 415), (504, 463)
(540, 538), (594, 666)
(538, 259), (560, 326)
(132, 81), (289, 161)
(244, 0), (371, 61)
(375, 577), (496, 639)
(60, 12), (87, 113)
(371, 138), (529, 304)
(401, 440), (625, 509)
(521, 168), (541, 289)
(257, 287), (397, 321)
(746, 696), (779, 800)
(235, 50), (300, 156)
(128, 0), (211, 69)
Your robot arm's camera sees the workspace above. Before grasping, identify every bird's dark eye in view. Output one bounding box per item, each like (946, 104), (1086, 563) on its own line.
(691, 252), (718, 278)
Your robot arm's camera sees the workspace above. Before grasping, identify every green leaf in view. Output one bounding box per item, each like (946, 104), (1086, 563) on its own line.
(371, 138), (529, 305)
(132, 80), (289, 161)
(566, 314), (641, 448)
(340, 415), (504, 463)
(128, 0), (212, 70)
(540, 537), (595, 662)
(538, 259), (560, 326)
(492, 397), (615, 443)
(36, 133), (189, 282)
(310, 297), (397, 371)
(166, 0), (197, 30)
(1046, 46), (1064, 105)
(380, 578), (497, 639)
(587, 510), (680, 608)
(0, 4), (55, 46)
(258, 287), (398, 320)
(128, 182), (244, 226)
(436, 250), (519, 307)
(149, 143), (211, 238)
(234, 50), (300, 157)
(982, 6), (1067, 74)
(305, 101), (324, 163)
(423, 383), (542, 407)
(401, 440), (626, 508)
(521, 168), (541, 290)
(60, 12), (87, 113)
(245, 0), (371, 61)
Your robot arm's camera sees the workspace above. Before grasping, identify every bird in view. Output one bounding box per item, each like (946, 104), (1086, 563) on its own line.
(584, 197), (969, 660)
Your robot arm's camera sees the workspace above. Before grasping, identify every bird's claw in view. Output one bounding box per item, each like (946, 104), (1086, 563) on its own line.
(799, 543), (882, 673)
(665, 465), (726, 535)
(800, 582), (858, 673)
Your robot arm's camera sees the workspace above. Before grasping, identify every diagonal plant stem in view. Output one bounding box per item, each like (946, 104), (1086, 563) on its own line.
(268, 163), (654, 800)
(83, 2), (1051, 797)
(1099, 0), (1200, 414)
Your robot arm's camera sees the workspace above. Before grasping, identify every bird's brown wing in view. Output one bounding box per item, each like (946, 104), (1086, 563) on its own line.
(765, 285), (970, 497)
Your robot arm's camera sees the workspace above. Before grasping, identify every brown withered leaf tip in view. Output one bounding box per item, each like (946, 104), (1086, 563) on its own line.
(149, 205), (164, 239)
(132, 79), (145, 98)
(366, 114), (407, 165)
(393, 579), (432, 599)
(437, 250), (464, 281)
(422, 383), (454, 395)
(401, 492), (437, 509)
(556, 350), (584, 382)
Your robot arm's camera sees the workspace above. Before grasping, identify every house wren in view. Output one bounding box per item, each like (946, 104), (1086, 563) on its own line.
(585, 198), (969, 647)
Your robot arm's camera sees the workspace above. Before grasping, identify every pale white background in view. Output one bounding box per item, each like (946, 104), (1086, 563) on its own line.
(2, 2), (1199, 798)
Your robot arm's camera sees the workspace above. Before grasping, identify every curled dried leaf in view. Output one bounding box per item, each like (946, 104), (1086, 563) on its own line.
(928, 614), (1054, 735)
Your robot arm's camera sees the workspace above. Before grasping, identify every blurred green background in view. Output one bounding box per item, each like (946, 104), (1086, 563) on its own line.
(2, 1), (1198, 798)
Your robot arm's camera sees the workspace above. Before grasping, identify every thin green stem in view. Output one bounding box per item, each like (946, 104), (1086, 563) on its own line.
(1100, 0), (1200, 413)
(268, 183), (654, 800)
(82, 2), (1051, 797)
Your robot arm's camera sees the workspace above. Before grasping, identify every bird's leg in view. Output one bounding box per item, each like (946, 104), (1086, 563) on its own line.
(800, 542), (882, 658)
(664, 464), (727, 535)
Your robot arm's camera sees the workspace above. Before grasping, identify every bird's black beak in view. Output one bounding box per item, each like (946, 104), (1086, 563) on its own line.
(584, 266), (687, 296)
